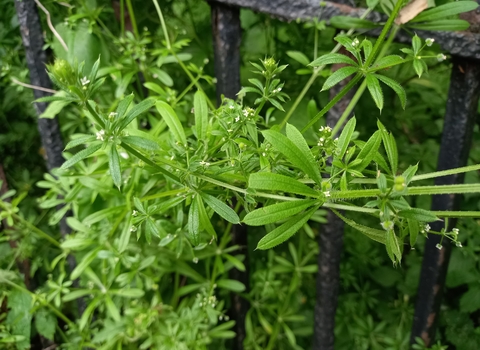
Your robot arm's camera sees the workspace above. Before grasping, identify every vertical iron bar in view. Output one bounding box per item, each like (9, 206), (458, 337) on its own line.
(313, 51), (356, 350)
(410, 56), (480, 346)
(210, 3), (248, 350)
(14, 0), (84, 314)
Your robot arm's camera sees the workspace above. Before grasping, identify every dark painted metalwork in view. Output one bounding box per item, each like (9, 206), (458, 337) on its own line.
(210, 3), (248, 349)
(211, 1), (242, 105)
(410, 56), (480, 346)
(213, 0), (480, 59)
(313, 50), (355, 350)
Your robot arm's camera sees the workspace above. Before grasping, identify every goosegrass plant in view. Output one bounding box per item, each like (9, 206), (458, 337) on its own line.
(1, 0), (480, 348)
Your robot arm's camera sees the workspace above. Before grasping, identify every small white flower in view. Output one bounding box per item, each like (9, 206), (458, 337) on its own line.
(80, 76), (90, 86)
(235, 116), (240, 122)
(437, 53), (447, 62)
(193, 257), (199, 264)
(456, 241), (463, 248)
(424, 224), (431, 233)
(426, 38), (435, 47)
(324, 191), (330, 197)
(227, 129), (233, 133)
(229, 105), (235, 110)
(130, 226), (137, 232)
(436, 243), (443, 250)
(96, 129), (105, 141)
(108, 112), (118, 120)
(120, 152), (129, 159)
(132, 210), (138, 216)
(452, 228), (459, 235)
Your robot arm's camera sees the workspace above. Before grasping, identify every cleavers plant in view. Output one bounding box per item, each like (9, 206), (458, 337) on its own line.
(1, 0), (480, 348)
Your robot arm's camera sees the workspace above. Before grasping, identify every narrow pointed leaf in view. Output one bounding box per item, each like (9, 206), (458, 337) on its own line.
(248, 172), (319, 197)
(71, 247), (101, 280)
(109, 146), (122, 189)
(244, 199), (316, 226)
(263, 130), (322, 185)
(287, 51), (310, 66)
(194, 90), (208, 141)
(322, 66), (358, 91)
(409, 19), (471, 31)
(309, 53), (357, 67)
(256, 206), (318, 250)
(377, 120), (398, 175)
(156, 101), (187, 145)
(116, 94), (134, 118)
(336, 117), (356, 160)
(61, 143), (102, 169)
(355, 130), (381, 171)
(201, 193), (240, 224)
(119, 98), (155, 130)
(333, 210), (386, 244)
(366, 74), (384, 112)
(375, 74), (406, 109)
(411, 1), (478, 23)
(197, 196), (216, 238)
(398, 208), (440, 222)
(408, 219), (419, 247)
(188, 198), (200, 245)
(121, 136), (159, 151)
(65, 135), (96, 150)
(386, 230), (402, 263)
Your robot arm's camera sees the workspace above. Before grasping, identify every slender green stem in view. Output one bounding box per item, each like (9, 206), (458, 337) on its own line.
(121, 142), (181, 183)
(407, 184), (480, 196)
(301, 74), (362, 133)
(152, 0), (171, 49)
(195, 174), (246, 194)
(364, 0), (404, 67)
(125, 0), (139, 38)
(332, 80), (366, 136)
(324, 202), (377, 214)
(433, 211), (480, 218)
(141, 188), (187, 202)
(411, 164), (480, 182)
(86, 100), (106, 129)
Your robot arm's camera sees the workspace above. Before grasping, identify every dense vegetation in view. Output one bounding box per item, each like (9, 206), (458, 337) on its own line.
(1, 0), (480, 349)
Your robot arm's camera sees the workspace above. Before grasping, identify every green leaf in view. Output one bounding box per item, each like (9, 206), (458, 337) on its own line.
(61, 143), (102, 169)
(201, 193), (240, 224)
(194, 90), (209, 141)
(79, 297), (101, 331)
(39, 97), (71, 119)
(355, 130), (382, 171)
(257, 206), (318, 250)
(116, 94), (134, 118)
(309, 53), (357, 67)
(366, 75), (384, 112)
(413, 59), (424, 78)
(155, 101), (187, 145)
(197, 196), (216, 238)
(262, 130), (323, 185)
(121, 136), (159, 151)
(408, 219), (419, 246)
(109, 288), (145, 298)
(188, 198), (200, 245)
(84, 206), (124, 225)
(144, 82), (166, 95)
(63, 289), (93, 302)
(372, 55), (404, 71)
(412, 35), (422, 54)
(330, 16), (379, 29)
(248, 172), (319, 197)
(35, 309), (57, 340)
(336, 117), (356, 160)
(119, 98), (155, 130)
(322, 66), (358, 91)
(287, 51), (311, 66)
(89, 56), (101, 83)
(71, 247), (101, 280)
(109, 146), (122, 189)
(6, 290), (32, 350)
(402, 163), (418, 184)
(386, 229), (402, 263)
(398, 208), (440, 222)
(244, 199), (317, 226)
(216, 279), (246, 293)
(411, 1), (478, 22)
(285, 123), (322, 181)
(61, 238), (95, 250)
(377, 120), (398, 175)
(362, 39), (373, 61)
(333, 210), (386, 244)
(409, 19), (471, 31)
(375, 74), (406, 109)
(105, 295), (121, 322)
(65, 135), (96, 150)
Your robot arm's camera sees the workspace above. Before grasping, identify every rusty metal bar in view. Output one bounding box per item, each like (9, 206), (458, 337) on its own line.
(211, 0), (480, 59)
(210, 3), (248, 349)
(410, 56), (480, 346)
